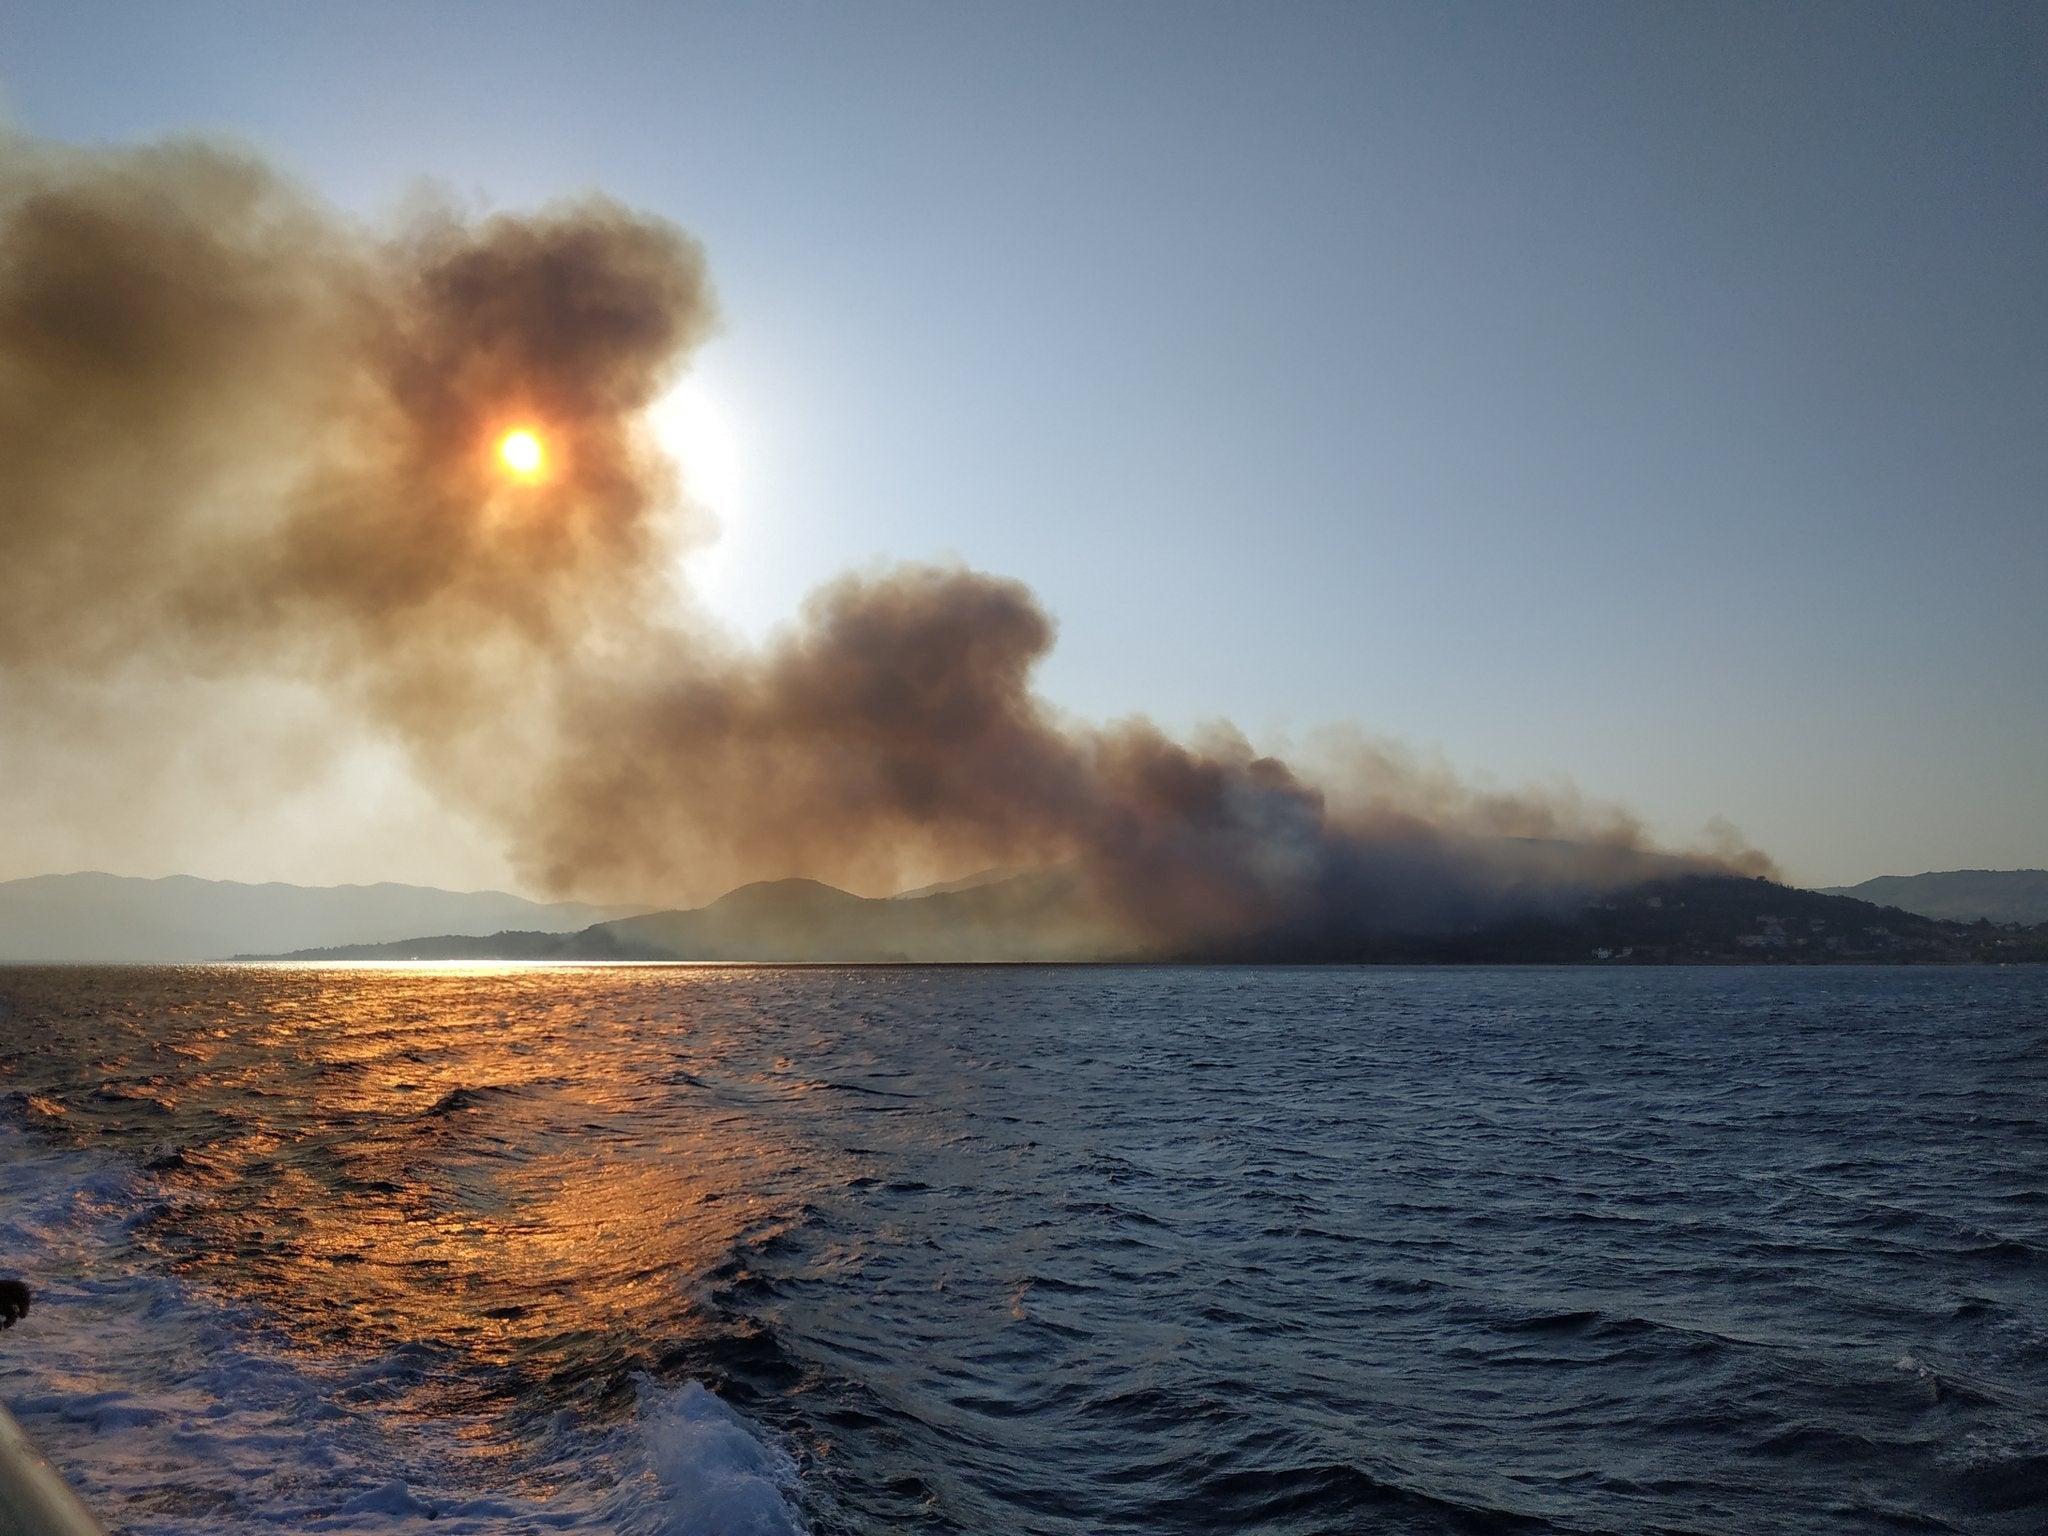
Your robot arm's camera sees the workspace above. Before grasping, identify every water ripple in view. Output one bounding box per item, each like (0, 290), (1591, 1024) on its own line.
(0, 963), (2042, 1533)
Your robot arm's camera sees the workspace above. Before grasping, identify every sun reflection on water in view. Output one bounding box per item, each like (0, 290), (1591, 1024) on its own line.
(2, 966), (836, 1433)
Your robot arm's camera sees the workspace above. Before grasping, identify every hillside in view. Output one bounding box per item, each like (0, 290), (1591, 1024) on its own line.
(268, 870), (1121, 963)
(1819, 869), (2048, 926)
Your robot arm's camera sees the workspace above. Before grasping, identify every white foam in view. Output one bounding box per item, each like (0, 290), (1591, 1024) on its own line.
(0, 1124), (809, 1534)
(599, 1381), (807, 1536)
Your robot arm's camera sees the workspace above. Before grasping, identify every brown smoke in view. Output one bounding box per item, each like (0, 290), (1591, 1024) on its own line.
(0, 134), (1775, 951)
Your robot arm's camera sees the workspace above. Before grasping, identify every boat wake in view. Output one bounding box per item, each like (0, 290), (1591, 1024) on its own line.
(0, 1121), (806, 1535)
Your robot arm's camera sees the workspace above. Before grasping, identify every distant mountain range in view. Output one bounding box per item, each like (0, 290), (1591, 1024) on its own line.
(5, 866), (2044, 967)
(0, 873), (644, 962)
(1819, 869), (2048, 926)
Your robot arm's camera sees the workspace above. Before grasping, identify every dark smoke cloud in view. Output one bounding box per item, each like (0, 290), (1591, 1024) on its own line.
(0, 134), (1775, 952)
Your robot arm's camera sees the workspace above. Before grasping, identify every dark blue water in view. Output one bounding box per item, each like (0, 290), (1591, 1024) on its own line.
(1, 964), (2043, 1533)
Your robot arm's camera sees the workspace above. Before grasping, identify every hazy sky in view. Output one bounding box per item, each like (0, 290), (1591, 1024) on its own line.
(2, 1), (2042, 891)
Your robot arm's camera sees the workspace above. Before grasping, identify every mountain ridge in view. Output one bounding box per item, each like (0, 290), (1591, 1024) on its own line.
(1818, 869), (2048, 926)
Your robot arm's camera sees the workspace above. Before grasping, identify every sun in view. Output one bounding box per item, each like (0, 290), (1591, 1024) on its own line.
(497, 429), (545, 480)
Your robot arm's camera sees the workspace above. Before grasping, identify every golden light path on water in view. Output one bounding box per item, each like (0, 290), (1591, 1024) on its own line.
(13, 963), (848, 1461)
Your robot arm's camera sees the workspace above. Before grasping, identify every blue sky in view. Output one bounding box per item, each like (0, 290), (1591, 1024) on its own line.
(3, 1), (2042, 888)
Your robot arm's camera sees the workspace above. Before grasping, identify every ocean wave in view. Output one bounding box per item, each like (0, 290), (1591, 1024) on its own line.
(1150, 1458), (1558, 1534)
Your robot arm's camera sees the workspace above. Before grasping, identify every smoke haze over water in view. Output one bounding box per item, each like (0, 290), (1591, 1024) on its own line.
(0, 134), (1774, 951)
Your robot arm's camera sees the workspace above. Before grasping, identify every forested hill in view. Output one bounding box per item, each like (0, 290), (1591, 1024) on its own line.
(1282, 874), (2048, 964)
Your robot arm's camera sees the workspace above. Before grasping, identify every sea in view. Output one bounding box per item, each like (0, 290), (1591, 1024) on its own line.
(0, 963), (2042, 1535)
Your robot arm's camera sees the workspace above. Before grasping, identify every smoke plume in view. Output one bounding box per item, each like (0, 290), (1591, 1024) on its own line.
(0, 134), (1774, 952)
